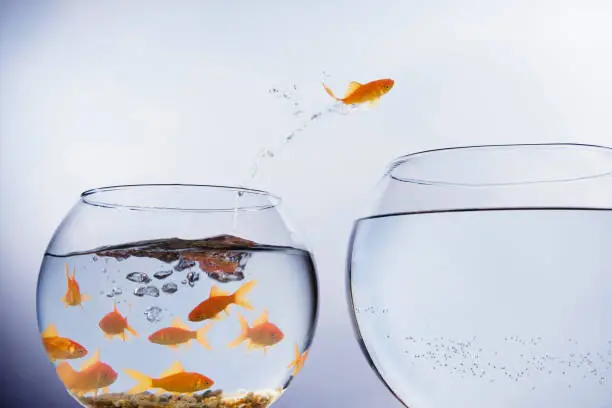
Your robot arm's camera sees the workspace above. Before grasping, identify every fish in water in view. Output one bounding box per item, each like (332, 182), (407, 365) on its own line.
(62, 263), (91, 308)
(188, 280), (257, 322)
(41, 323), (87, 363)
(124, 361), (214, 396)
(56, 349), (118, 398)
(227, 309), (284, 354)
(98, 301), (138, 341)
(148, 317), (214, 350)
(287, 342), (309, 377)
(322, 78), (394, 106)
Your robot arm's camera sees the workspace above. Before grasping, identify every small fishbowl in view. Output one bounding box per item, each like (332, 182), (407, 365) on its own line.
(36, 184), (319, 408)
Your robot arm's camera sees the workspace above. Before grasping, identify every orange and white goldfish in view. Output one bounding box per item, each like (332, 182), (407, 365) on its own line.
(56, 349), (118, 398)
(227, 309), (284, 354)
(62, 263), (91, 308)
(41, 324), (87, 363)
(188, 280), (257, 322)
(322, 78), (394, 106)
(98, 301), (138, 341)
(287, 343), (309, 377)
(124, 361), (214, 396)
(148, 317), (214, 350)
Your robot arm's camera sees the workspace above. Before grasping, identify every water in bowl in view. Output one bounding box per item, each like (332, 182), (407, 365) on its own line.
(349, 208), (612, 408)
(37, 234), (317, 408)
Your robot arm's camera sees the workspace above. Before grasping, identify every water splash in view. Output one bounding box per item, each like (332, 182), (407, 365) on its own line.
(231, 72), (360, 232)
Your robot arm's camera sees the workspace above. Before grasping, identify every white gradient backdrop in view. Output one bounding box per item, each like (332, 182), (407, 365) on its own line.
(2, 1), (612, 406)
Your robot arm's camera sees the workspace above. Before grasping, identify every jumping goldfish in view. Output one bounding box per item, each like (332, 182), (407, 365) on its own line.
(188, 280), (257, 322)
(124, 361), (214, 396)
(41, 324), (87, 363)
(287, 343), (309, 377)
(62, 263), (91, 308)
(56, 349), (118, 398)
(228, 309), (284, 354)
(322, 78), (394, 106)
(98, 301), (138, 341)
(148, 317), (214, 350)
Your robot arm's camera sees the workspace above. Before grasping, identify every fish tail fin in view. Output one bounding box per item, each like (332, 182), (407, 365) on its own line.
(322, 82), (340, 100)
(288, 343), (300, 368)
(232, 280), (256, 310)
(227, 313), (249, 348)
(124, 369), (153, 395)
(195, 322), (214, 350)
(126, 321), (138, 338)
(56, 362), (77, 387)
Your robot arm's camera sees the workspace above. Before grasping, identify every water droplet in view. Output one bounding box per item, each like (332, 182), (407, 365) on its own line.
(187, 271), (199, 287)
(162, 282), (178, 294)
(174, 257), (195, 272)
(145, 285), (160, 297)
(181, 279), (187, 285)
(144, 306), (163, 322)
(133, 287), (146, 297)
(92, 256), (99, 262)
(126, 272), (151, 283)
(154, 270), (173, 280)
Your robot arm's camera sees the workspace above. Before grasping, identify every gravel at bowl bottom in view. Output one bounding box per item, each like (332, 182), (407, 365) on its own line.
(77, 388), (283, 408)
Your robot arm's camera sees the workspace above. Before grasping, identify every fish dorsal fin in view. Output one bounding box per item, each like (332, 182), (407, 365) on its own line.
(72, 266), (77, 279)
(80, 348), (100, 371)
(161, 361), (184, 378)
(344, 81), (362, 98)
(171, 317), (189, 331)
(42, 324), (58, 338)
(65, 263), (71, 280)
(112, 300), (119, 313)
(210, 285), (229, 297)
(253, 309), (269, 326)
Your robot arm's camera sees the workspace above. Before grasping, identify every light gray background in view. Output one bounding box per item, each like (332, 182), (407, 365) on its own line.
(2, 1), (612, 406)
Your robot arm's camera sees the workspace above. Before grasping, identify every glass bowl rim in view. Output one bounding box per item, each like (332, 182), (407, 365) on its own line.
(80, 183), (282, 212)
(386, 142), (612, 187)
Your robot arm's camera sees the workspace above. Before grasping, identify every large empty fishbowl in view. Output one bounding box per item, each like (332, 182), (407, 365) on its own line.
(36, 184), (318, 408)
(348, 143), (612, 407)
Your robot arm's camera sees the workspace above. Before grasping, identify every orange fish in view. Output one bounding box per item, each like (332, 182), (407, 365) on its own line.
(56, 349), (118, 398)
(228, 309), (284, 354)
(148, 317), (214, 350)
(62, 263), (91, 308)
(188, 280), (257, 322)
(288, 343), (309, 377)
(41, 324), (87, 363)
(322, 78), (394, 106)
(98, 301), (138, 341)
(124, 361), (214, 396)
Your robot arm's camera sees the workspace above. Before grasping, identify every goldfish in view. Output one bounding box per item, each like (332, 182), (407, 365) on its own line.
(62, 263), (91, 308)
(188, 280), (257, 322)
(287, 343), (309, 377)
(124, 361), (214, 396)
(41, 323), (87, 363)
(227, 309), (284, 354)
(98, 301), (138, 341)
(56, 349), (118, 398)
(322, 78), (394, 106)
(148, 317), (214, 350)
